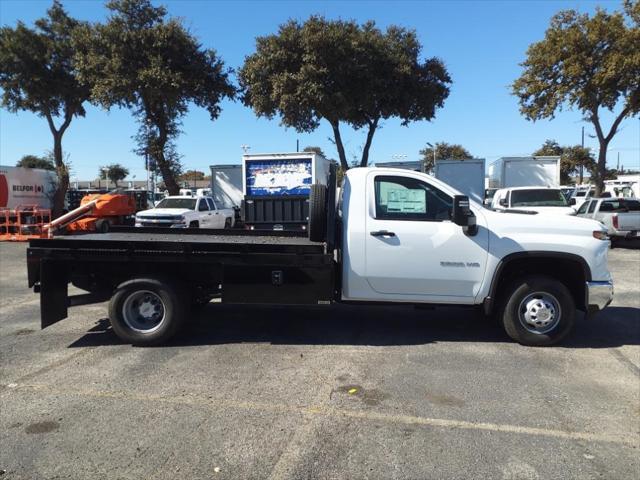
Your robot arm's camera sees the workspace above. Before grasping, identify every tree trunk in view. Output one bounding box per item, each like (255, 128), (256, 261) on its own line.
(330, 120), (349, 171)
(51, 131), (68, 218)
(359, 118), (379, 168)
(154, 124), (180, 195)
(594, 141), (608, 197)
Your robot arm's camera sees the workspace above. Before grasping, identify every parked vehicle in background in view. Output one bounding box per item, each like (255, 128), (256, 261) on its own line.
(491, 187), (576, 215)
(179, 188), (195, 197)
(434, 158), (485, 204)
(28, 165), (614, 348)
(484, 188), (498, 206)
(242, 152), (330, 231)
(0, 165), (56, 209)
(210, 164), (243, 226)
(560, 185), (575, 201)
(575, 197), (640, 246)
(487, 156), (561, 189)
(570, 187), (611, 210)
(605, 176), (640, 199)
(135, 196), (234, 228)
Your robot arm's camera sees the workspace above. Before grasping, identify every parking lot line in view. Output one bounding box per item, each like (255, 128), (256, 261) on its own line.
(6, 382), (636, 448)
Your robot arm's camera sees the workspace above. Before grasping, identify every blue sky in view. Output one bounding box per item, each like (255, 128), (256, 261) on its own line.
(0, 0), (638, 181)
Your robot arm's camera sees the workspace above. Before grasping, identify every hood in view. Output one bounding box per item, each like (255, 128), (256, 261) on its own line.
(137, 208), (191, 217)
(480, 207), (604, 236)
(517, 206), (577, 216)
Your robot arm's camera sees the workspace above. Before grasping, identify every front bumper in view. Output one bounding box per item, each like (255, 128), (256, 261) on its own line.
(586, 280), (614, 312)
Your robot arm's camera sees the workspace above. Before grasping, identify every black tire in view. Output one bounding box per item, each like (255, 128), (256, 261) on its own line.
(499, 275), (575, 346)
(224, 217), (231, 229)
(308, 183), (327, 242)
(189, 221), (199, 228)
(108, 278), (186, 346)
(95, 219), (110, 233)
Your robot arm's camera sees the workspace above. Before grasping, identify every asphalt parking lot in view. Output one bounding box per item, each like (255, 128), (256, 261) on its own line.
(1, 241), (638, 480)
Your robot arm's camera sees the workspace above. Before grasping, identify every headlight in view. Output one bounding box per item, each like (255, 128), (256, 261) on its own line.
(592, 230), (609, 241)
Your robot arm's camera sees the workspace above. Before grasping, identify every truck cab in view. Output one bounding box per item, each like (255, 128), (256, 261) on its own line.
(491, 186), (576, 215)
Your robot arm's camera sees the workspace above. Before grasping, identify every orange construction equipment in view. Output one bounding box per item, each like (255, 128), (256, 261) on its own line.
(0, 205), (51, 241)
(47, 193), (136, 237)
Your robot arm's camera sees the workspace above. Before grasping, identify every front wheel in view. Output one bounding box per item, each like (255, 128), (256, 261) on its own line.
(499, 275), (575, 346)
(108, 278), (186, 346)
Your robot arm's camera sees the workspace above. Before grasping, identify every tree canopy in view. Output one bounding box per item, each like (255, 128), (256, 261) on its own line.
(239, 16), (451, 170)
(0, 0), (90, 216)
(302, 146), (326, 157)
(513, 2), (639, 194)
(533, 140), (596, 184)
(16, 154), (56, 171)
(75, 0), (235, 194)
(178, 170), (206, 182)
(100, 163), (129, 187)
(419, 142), (472, 173)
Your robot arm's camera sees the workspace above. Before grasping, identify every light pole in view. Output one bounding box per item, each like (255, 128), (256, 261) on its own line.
(241, 144), (250, 154)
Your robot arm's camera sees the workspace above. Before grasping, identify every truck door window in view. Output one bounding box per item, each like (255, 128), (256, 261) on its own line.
(576, 201), (589, 215)
(587, 200), (597, 213)
(374, 175), (452, 221)
(206, 198), (216, 210)
(198, 199), (209, 212)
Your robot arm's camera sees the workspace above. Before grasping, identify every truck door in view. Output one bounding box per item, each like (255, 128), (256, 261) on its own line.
(197, 198), (211, 227)
(207, 197), (224, 228)
(364, 172), (489, 300)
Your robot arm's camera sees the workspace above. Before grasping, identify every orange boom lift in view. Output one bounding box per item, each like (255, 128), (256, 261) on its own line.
(47, 193), (136, 237)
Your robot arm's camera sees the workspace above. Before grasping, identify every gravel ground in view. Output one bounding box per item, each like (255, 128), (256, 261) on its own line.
(0, 241), (638, 480)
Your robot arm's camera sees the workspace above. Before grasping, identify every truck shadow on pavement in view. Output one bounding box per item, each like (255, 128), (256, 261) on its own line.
(68, 304), (640, 349)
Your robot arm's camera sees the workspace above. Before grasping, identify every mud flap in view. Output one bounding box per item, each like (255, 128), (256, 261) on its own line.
(40, 259), (69, 329)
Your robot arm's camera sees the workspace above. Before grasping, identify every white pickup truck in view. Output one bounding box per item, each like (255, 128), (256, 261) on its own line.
(135, 195), (235, 228)
(27, 166), (614, 347)
(491, 187), (576, 215)
(575, 197), (640, 245)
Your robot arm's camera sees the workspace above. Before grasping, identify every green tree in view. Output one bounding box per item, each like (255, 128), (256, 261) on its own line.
(178, 170), (205, 182)
(0, 1), (90, 217)
(75, 0), (235, 195)
(303, 146), (326, 157)
(419, 142), (472, 173)
(533, 140), (596, 184)
(239, 16), (451, 170)
(512, 3), (640, 195)
(16, 154), (56, 171)
(100, 163), (129, 187)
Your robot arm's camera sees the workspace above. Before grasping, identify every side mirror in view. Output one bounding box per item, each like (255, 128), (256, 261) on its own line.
(569, 198), (576, 206)
(499, 198), (508, 207)
(453, 195), (478, 236)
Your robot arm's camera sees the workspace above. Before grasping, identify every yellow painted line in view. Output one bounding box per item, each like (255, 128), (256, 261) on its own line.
(7, 383), (638, 447)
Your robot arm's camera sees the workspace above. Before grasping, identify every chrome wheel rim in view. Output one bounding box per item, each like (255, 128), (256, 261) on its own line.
(122, 290), (165, 333)
(518, 291), (561, 335)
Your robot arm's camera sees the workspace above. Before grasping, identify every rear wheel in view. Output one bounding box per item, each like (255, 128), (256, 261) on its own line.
(95, 219), (110, 233)
(499, 275), (575, 346)
(108, 278), (186, 346)
(189, 221), (199, 228)
(308, 184), (327, 242)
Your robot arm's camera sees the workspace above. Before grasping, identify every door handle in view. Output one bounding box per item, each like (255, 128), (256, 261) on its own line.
(370, 230), (396, 237)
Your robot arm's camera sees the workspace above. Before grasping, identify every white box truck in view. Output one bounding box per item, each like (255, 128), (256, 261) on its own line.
(0, 165), (57, 209)
(242, 152), (330, 230)
(210, 164), (243, 209)
(488, 156), (561, 189)
(434, 159), (485, 204)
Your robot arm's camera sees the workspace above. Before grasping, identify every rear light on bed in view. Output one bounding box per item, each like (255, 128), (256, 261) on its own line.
(612, 214), (619, 229)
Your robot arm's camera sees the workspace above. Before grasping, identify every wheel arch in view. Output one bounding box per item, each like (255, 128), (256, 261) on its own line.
(484, 252), (591, 315)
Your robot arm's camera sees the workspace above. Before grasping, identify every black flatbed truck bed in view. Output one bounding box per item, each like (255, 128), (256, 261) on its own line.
(27, 227), (336, 337)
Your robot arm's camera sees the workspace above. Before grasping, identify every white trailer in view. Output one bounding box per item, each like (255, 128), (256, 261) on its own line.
(488, 156), (561, 189)
(434, 159), (485, 204)
(210, 164), (243, 209)
(0, 165), (57, 209)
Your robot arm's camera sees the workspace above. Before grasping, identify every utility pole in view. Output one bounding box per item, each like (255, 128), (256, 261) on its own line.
(296, 139), (299, 152)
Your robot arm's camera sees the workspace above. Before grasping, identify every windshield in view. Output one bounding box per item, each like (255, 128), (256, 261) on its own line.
(155, 198), (196, 210)
(511, 189), (568, 207)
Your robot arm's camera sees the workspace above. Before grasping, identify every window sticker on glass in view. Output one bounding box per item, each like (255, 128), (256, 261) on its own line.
(385, 188), (427, 213)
